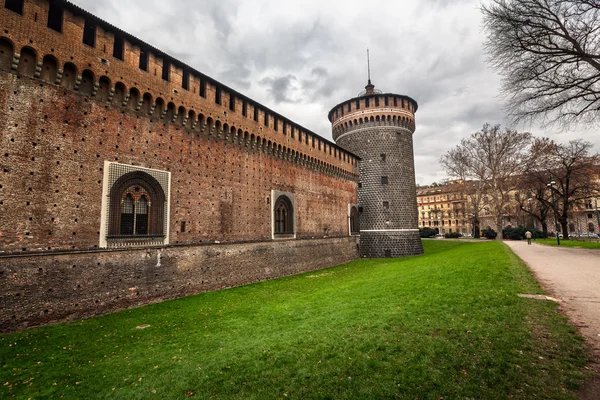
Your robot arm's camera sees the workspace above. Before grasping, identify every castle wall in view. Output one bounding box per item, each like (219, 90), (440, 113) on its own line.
(0, 236), (358, 332)
(0, 0), (361, 331)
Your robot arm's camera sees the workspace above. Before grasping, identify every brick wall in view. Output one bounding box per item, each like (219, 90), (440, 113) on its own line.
(0, 236), (359, 332)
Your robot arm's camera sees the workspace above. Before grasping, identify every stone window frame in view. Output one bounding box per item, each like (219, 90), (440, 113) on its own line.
(99, 161), (171, 248)
(271, 190), (296, 239)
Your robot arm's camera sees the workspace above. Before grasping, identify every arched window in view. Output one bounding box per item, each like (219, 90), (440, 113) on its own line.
(108, 171), (165, 238)
(41, 55), (58, 83)
(350, 206), (360, 234)
(274, 195), (294, 235)
(17, 47), (37, 76)
(0, 38), (14, 70)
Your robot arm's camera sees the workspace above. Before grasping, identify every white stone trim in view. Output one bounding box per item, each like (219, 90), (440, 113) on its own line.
(335, 125), (414, 142)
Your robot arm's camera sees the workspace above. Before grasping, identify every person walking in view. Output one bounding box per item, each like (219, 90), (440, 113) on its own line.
(525, 230), (532, 245)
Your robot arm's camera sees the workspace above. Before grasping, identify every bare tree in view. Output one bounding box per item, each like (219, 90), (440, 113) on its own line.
(441, 124), (532, 239)
(524, 138), (600, 238)
(482, 0), (600, 127)
(515, 178), (553, 236)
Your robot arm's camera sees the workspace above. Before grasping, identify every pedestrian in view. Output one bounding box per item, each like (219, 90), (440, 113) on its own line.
(525, 230), (532, 245)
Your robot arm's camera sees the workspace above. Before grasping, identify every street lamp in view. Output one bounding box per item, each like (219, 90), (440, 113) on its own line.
(528, 197), (534, 230)
(547, 178), (560, 245)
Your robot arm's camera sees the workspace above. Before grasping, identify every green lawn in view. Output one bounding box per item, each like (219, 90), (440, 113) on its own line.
(535, 238), (600, 249)
(0, 241), (589, 399)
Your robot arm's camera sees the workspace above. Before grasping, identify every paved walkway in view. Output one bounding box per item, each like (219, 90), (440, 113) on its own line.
(504, 241), (600, 398)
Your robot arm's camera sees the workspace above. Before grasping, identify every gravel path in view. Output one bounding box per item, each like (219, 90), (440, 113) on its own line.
(504, 240), (600, 398)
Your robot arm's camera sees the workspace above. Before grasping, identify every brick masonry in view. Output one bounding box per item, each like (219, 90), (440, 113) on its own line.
(0, 0), (361, 331)
(0, 236), (358, 332)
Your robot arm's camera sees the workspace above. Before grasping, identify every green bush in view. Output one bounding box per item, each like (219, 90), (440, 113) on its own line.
(482, 227), (497, 239)
(419, 227), (437, 238)
(503, 226), (525, 240)
(444, 232), (462, 238)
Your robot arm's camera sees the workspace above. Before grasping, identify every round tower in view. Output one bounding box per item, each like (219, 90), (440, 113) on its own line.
(329, 80), (423, 257)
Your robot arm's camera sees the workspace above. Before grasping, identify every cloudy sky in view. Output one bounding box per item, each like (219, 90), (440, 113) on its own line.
(73, 0), (599, 186)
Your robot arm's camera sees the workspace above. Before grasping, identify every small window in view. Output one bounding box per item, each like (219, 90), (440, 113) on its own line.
(393, 97), (398, 107)
(199, 79), (206, 97)
(215, 86), (221, 105)
(365, 97), (370, 107)
(384, 97), (389, 106)
(254, 106), (259, 121)
(358, 182), (362, 189)
(162, 58), (170, 81)
(383, 201), (389, 210)
(139, 48), (148, 71)
(355, 99), (360, 109)
(381, 176), (389, 184)
(588, 213), (593, 219)
(47, 0), (63, 32)
(5, 0), (23, 14)
(358, 206), (364, 213)
(113, 36), (124, 60)
(229, 94), (235, 111)
(375, 97), (379, 106)
(380, 153), (386, 161)
(181, 221), (186, 232)
(182, 69), (189, 90)
(83, 19), (96, 47)
(274, 118), (278, 131)
(347, 103), (351, 112)
(264, 111), (269, 127)
(282, 121), (287, 135)
(242, 100), (247, 117)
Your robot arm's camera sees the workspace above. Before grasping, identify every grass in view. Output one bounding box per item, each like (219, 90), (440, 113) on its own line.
(535, 238), (600, 249)
(0, 241), (589, 399)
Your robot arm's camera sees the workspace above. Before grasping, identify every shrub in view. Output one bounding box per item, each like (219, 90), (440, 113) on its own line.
(444, 232), (462, 238)
(419, 227), (437, 238)
(482, 227), (497, 239)
(503, 226), (525, 240)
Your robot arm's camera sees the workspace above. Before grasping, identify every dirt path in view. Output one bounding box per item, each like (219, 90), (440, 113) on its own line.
(504, 240), (600, 399)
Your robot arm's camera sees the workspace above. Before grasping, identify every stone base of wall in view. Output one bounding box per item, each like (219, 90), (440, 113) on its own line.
(359, 231), (423, 258)
(0, 237), (358, 332)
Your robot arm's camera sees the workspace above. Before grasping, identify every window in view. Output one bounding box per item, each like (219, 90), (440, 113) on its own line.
(181, 221), (186, 233)
(384, 250), (392, 258)
(384, 96), (389, 106)
(355, 99), (360, 109)
(264, 111), (269, 127)
(83, 19), (96, 47)
(350, 206), (360, 234)
(199, 78), (206, 97)
(383, 201), (389, 210)
(381, 176), (389, 184)
(47, 0), (63, 32)
(215, 86), (221, 105)
(588, 213), (594, 219)
(162, 58), (170, 81)
(274, 118), (278, 131)
(254, 106), (259, 121)
(347, 103), (351, 112)
(242, 100), (247, 117)
(107, 170), (166, 241)
(393, 97), (398, 107)
(380, 153), (386, 162)
(274, 195), (294, 235)
(375, 97), (379, 106)
(182, 69), (189, 90)
(139, 48), (148, 71)
(229, 94), (235, 111)
(5, 0), (23, 14)
(365, 97), (370, 107)
(113, 36), (124, 60)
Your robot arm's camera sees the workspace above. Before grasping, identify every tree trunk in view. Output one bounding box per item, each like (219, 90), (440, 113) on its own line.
(496, 215), (504, 239)
(541, 221), (548, 238)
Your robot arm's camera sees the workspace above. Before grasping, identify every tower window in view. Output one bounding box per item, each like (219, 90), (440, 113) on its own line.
(242, 100), (247, 117)
(381, 176), (389, 184)
(113, 36), (124, 60)
(47, 0), (63, 32)
(139, 48), (148, 71)
(254, 106), (259, 121)
(384, 96), (389, 106)
(82, 19), (96, 47)
(365, 97), (370, 107)
(162, 59), (170, 81)
(181, 221), (186, 233)
(355, 99), (360, 109)
(274, 118), (278, 131)
(229, 94), (235, 111)
(199, 79), (206, 97)
(264, 111), (269, 127)
(182, 69), (190, 90)
(215, 86), (222, 105)
(347, 103), (351, 112)
(393, 97), (398, 107)
(5, 0), (23, 14)
(375, 97), (379, 106)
